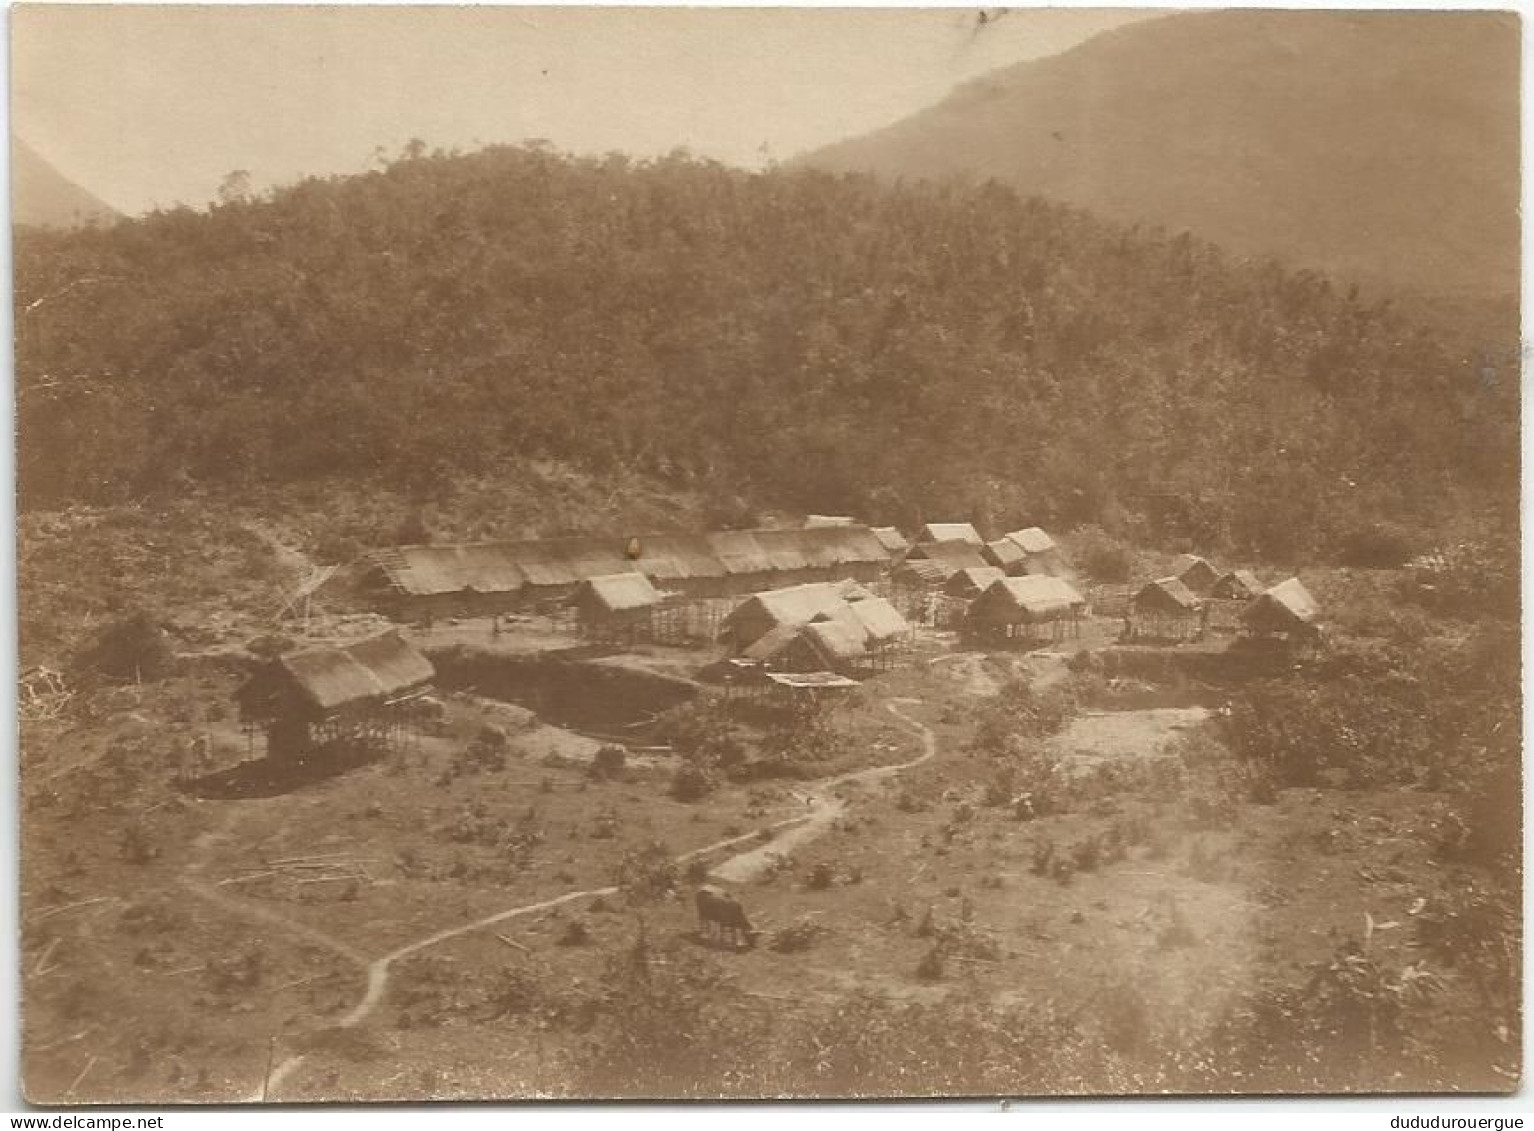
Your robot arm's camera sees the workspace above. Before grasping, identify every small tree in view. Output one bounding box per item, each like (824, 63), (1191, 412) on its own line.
(77, 609), (173, 683)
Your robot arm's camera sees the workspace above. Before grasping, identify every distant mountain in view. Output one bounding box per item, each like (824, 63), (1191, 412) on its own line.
(13, 138), (120, 229)
(798, 10), (1519, 301)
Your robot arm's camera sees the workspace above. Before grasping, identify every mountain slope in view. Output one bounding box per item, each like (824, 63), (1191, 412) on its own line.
(15, 145), (1515, 563)
(13, 138), (121, 229)
(798, 10), (1519, 300)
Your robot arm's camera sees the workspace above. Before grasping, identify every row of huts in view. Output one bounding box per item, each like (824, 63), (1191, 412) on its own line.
(1129, 554), (1319, 642)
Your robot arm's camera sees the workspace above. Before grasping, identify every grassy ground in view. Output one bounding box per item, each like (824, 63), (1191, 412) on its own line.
(18, 501), (1519, 1101)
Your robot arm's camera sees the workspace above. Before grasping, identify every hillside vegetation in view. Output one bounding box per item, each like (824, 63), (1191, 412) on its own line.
(800, 10), (1519, 304)
(16, 143), (1517, 561)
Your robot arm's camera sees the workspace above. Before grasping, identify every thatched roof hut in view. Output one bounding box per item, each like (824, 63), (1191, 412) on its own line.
(870, 526), (911, 556)
(920, 522), (984, 546)
(1005, 527), (1057, 556)
(944, 566), (1007, 599)
(572, 573), (661, 616)
(1211, 569), (1264, 600)
(1175, 555), (1222, 596)
(968, 576), (1088, 626)
(904, 539), (990, 577)
(844, 596), (911, 644)
(1133, 577), (1203, 615)
(236, 633), (435, 760)
(720, 582), (857, 650)
(982, 538), (1028, 573)
(1242, 578), (1320, 635)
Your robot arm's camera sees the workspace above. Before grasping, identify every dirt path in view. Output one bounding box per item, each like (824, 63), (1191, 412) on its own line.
(709, 698), (934, 884)
(248, 695), (940, 1101)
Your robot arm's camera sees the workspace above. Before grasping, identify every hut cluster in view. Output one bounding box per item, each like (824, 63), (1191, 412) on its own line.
(249, 517), (1325, 762)
(1127, 554), (1320, 644)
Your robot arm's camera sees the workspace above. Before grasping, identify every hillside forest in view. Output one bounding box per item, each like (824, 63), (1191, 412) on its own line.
(15, 143), (1520, 563)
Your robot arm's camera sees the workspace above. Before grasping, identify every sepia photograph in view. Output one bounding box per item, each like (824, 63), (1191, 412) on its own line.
(10, 2), (1523, 1105)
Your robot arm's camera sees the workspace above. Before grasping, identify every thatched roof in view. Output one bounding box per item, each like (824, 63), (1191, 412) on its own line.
(634, 534), (731, 582)
(844, 596), (910, 643)
(740, 622), (803, 663)
(1175, 555), (1222, 595)
(983, 539), (1028, 570)
(574, 572), (661, 614)
(1243, 578), (1320, 633)
(920, 522), (983, 546)
(1212, 569), (1264, 600)
(871, 526), (910, 555)
(368, 544), (527, 597)
(722, 582), (854, 639)
(945, 566), (1007, 598)
(368, 525), (890, 599)
(1005, 527), (1057, 555)
(905, 540), (990, 574)
(804, 515), (856, 528)
(968, 576), (1087, 624)
(891, 559), (949, 588)
(1134, 577), (1203, 614)
(801, 617), (872, 664)
(275, 633), (434, 713)
(765, 671), (860, 691)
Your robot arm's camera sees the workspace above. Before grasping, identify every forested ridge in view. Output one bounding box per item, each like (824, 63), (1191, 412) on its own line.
(15, 143), (1518, 559)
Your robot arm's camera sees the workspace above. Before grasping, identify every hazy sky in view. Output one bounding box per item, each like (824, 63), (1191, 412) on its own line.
(12, 5), (1159, 215)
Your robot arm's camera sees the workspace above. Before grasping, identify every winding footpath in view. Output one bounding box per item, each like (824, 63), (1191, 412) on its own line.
(240, 696), (936, 1101)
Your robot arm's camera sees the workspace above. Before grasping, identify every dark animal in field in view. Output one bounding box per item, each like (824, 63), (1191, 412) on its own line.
(694, 884), (756, 948)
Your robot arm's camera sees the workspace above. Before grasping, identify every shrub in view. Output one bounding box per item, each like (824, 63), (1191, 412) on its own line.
(1334, 521), (1413, 568)
(915, 944), (946, 982)
(671, 764), (716, 802)
(76, 610), (173, 683)
(768, 916), (827, 954)
(1069, 524), (1134, 583)
(615, 842), (678, 904)
(591, 745), (627, 780)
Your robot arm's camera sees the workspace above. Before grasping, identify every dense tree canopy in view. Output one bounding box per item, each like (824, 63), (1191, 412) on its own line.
(15, 143), (1517, 559)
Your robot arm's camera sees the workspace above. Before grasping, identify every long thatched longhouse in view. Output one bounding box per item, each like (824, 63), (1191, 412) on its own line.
(362, 525), (892, 618)
(235, 633), (435, 760)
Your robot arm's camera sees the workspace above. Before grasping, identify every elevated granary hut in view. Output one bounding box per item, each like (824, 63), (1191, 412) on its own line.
(944, 566), (1007, 599)
(571, 573), (662, 642)
(1131, 577), (1204, 641)
(236, 633), (434, 761)
(1212, 569), (1264, 600)
(1242, 578), (1321, 639)
(920, 522), (984, 546)
(966, 575), (1088, 643)
(1175, 555), (1222, 596)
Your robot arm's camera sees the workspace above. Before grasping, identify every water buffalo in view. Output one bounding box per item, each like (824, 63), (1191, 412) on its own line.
(695, 884), (756, 949)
